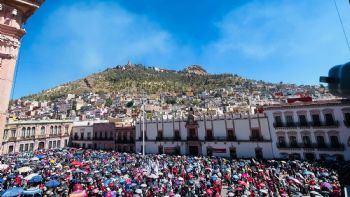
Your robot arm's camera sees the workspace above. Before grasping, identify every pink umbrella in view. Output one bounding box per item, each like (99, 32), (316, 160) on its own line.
(242, 173), (248, 178)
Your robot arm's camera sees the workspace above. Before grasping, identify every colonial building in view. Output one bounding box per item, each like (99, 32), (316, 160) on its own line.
(71, 121), (94, 149)
(115, 125), (135, 153)
(264, 99), (350, 161)
(93, 123), (115, 150)
(2, 119), (72, 153)
(0, 0), (44, 149)
(135, 109), (274, 159)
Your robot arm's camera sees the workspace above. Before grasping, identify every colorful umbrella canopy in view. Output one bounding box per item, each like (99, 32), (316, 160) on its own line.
(69, 190), (88, 197)
(17, 166), (32, 174)
(29, 175), (43, 183)
(2, 187), (24, 197)
(45, 179), (60, 188)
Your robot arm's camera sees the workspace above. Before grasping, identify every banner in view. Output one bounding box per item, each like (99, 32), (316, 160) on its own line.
(164, 147), (177, 154)
(212, 148), (226, 153)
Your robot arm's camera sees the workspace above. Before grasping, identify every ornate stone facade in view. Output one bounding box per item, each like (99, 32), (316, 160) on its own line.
(0, 0), (44, 153)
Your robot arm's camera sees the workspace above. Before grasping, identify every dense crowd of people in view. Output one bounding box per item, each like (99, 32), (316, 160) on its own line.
(0, 148), (346, 197)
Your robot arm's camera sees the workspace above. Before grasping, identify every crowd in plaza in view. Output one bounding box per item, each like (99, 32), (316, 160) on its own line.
(0, 148), (345, 197)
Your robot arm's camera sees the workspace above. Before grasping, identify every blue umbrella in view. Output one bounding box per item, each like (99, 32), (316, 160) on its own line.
(45, 180), (60, 188)
(0, 178), (4, 184)
(2, 187), (24, 197)
(29, 175), (43, 183)
(36, 155), (45, 159)
(22, 188), (42, 196)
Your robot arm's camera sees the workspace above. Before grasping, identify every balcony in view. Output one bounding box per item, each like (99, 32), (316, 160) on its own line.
(138, 136), (148, 141)
(187, 136), (199, 141)
(344, 120), (350, 128)
(249, 136), (265, 141)
(276, 142), (302, 150)
(7, 137), (16, 142)
(37, 135), (46, 139)
(311, 121), (339, 128)
(156, 136), (163, 141)
(273, 122), (298, 129)
(316, 143), (345, 151)
(227, 136), (237, 141)
(94, 137), (113, 141)
(205, 136), (214, 141)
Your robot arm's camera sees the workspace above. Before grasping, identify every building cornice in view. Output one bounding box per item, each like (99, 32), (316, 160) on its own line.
(264, 99), (350, 111)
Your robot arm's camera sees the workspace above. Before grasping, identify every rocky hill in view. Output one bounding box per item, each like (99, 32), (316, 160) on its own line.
(22, 64), (258, 101)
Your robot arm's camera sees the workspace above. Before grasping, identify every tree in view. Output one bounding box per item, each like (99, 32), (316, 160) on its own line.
(105, 98), (113, 107)
(126, 101), (134, 108)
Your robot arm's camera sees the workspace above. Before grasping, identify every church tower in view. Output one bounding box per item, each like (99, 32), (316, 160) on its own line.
(0, 0), (44, 153)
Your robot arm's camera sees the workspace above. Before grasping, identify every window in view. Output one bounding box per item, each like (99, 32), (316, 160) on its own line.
(285, 115), (294, 126)
(58, 126), (62, 134)
(325, 113), (334, 125)
(22, 128), (25, 137)
(206, 129), (213, 139)
(251, 129), (261, 140)
(49, 141), (52, 149)
(29, 143), (34, 151)
(298, 115), (307, 126)
(316, 136), (326, 147)
(312, 114), (321, 126)
(227, 129), (235, 140)
(174, 130), (180, 139)
(278, 136), (285, 146)
(54, 126), (58, 135)
(87, 133), (91, 140)
(31, 127), (36, 136)
(25, 144), (29, 151)
(53, 141), (56, 148)
(189, 128), (196, 137)
(302, 136), (311, 147)
(50, 126), (53, 135)
(3, 130), (8, 139)
(344, 113), (350, 125)
(19, 144), (24, 152)
(64, 139), (68, 147)
(26, 127), (30, 137)
(255, 148), (263, 160)
(41, 126), (45, 135)
(158, 145), (163, 154)
(157, 130), (163, 139)
(274, 116), (282, 127)
(57, 140), (61, 148)
(11, 129), (16, 137)
(230, 147), (237, 159)
(330, 136), (339, 147)
(289, 136), (297, 147)
(65, 126), (69, 134)
(80, 133), (84, 140)
(104, 132), (108, 139)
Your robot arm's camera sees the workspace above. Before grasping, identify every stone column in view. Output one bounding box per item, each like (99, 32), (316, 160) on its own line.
(0, 0), (44, 153)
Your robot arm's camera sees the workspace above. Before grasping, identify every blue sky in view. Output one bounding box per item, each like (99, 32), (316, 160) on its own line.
(14, 0), (350, 98)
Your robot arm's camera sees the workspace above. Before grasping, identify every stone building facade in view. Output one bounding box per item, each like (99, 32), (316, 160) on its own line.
(93, 123), (115, 150)
(0, 0), (44, 151)
(115, 125), (135, 153)
(135, 110), (273, 159)
(2, 119), (72, 153)
(264, 99), (350, 161)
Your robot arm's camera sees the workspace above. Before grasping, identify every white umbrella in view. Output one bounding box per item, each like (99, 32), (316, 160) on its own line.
(17, 166), (32, 174)
(24, 173), (39, 181)
(31, 157), (39, 161)
(135, 189), (142, 194)
(0, 164), (9, 170)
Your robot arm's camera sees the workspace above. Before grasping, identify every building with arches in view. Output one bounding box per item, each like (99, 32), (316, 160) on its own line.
(3, 119), (72, 153)
(264, 99), (350, 161)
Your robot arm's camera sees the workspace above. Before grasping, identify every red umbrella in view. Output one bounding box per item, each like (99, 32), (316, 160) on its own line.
(71, 161), (82, 166)
(73, 184), (83, 191)
(206, 189), (213, 195)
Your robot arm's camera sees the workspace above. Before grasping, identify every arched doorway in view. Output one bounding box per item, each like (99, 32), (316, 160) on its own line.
(38, 142), (45, 150)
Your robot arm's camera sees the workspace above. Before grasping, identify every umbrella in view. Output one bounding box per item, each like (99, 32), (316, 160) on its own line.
(148, 174), (159, 179)
(22, 188), (42, 196)
(31, 157), (39, 161)
(0, 164), (9, 170)
(2, 187), (24, 197)
(320, 182), (332, 190)
(24, 173), (39, 181)
(36, 155), (45, 159)
(303, 171), (315, 176)
(17, 166), (32, 173)
(69, 190), (88, 197)
(29, 175), (43, 183)
(45, 180), (60, 188)
(71, 161), (83, 166)
(135, 189), (142, 194)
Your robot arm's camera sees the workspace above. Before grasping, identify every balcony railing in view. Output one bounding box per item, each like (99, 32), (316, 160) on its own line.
(344, 120), (350, 128)
(187, 136), (199, 141)
(316, 143), (345, 151)
(93, 137), (113, 141)
(205, 136), (214, 141)
(227, 136), (237, 141)
(276, 142), (345, 151)
(138, 136), (148, 141)
(273, 121), (340, 129)
(37, 135), (46, 139)
(249, 136), (265, 141)
(156, 136), (163, 141)
(7, 137), (16, 142)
